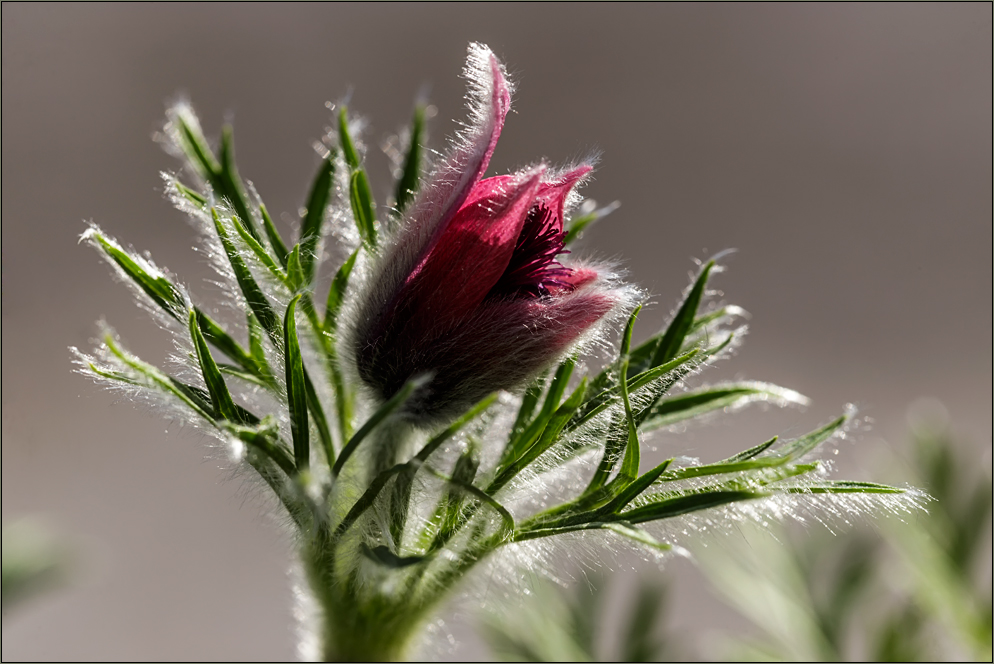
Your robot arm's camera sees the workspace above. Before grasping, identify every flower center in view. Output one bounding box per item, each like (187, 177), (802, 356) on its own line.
(487, 203), (573, 299)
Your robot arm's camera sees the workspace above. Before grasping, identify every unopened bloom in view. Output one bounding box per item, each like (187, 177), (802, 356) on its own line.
(344, 44), (624, 421)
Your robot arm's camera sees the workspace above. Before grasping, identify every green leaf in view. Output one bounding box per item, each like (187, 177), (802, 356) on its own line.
(302, 368), (334, 468)
(286, 244), (306, 292)
(324, 248), (358, 332)
(218, 125), (262, 243)
(415, 394), (498, 464)
(228, 211), (288, 286)
(650, 261), (714, 369)
(507, 375), (545, 451)
(393, 105), (425, 214)
(92, 333), (212, 422)
(641, 383), (807, 432)
(604, 522), (671, 552)
(174, 109), (221, 180)
(361, 544), (427, 568)
(389, 394), (497, 547)
(283, 295), (309, 470)
(221, 417), (296, 477)
(188, 310), (240, 423)
(333, 463), (411, 541)
(217, 363), (268, 387)
(259, 204), (290, 269)
(332, 377), (424, 477)
(602, 458), (674, 515)
(498, 360), (574, 474)
(721, 436), (778, 463)
(616, 307), (644, 483)
(174, 180), (207, 206)
(488, 378), (588, 494)
(622, 490), (767, 524)
(211, 208), (281, 346)
(563, 201), (619, 246)
(247, 312), (267, 363)
(349, 170), (378, 247)
(430, 448), (481, 550)
(299, 158), (335, 283)
(85, 229), (184, 319)
(421, 463), (515, 541)
(338, 106), (361, 170)
(778, 481), (905, 495)
(567, 350), (700, 444)
(197, 310), (271, 385)
(773, 415), (847, 462)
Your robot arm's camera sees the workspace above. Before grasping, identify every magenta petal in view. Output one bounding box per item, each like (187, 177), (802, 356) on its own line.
(391, 45), (512, 270)
(399, 168), (545, 331)
(536, 164), (593, 223)
(395, 288), (616, 420)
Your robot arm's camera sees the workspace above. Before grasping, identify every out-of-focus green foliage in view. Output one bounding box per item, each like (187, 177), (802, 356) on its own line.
(481, 573), (677, 662)
(698, 405), (992, 662)
(480, 408), (990, 662)
(2, 518), (71, 615)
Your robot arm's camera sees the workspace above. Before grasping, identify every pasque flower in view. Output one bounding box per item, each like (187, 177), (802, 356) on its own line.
(75, 40), (916, 663)
(345, 44), (623, 421)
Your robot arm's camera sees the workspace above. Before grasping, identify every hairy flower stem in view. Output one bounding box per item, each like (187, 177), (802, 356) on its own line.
(303, 526), (500, 661)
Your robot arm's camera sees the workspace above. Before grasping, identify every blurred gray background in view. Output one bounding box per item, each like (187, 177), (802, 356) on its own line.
(2, 4), (990, 661)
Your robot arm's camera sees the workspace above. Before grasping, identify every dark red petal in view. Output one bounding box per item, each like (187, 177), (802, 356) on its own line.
(395, 287), (616, 421)
(399, 49), (512, 260)
(536, 164), (593, 223)
(398, 168), (545, 332)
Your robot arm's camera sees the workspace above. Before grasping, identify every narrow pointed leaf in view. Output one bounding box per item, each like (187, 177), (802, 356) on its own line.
(211, 208), (281, 346)
(338, 106), (361, 170)
(174, 112), (221, 180)
(416, 394), (498, 464)
(99, 333), (215, 423)
(196, 310), (271, 385)
(324, 248), (358, 331)
(603, 458), (674, 515)
(174, 180), (207, 206)
(721, 436), (778, 463)
(259, 204), (289, 268)
(217, 364), (268, 387)
(85, 230), (184, 319)
(284, 295), (309, 470)
(489, 378), (587, 494)
(779, 481), (905, 495)
(641, 383), (807, 432)
(349, 170), (377, 247)
(299, 158), (335, 282)
(498, 360), (574, 473)
(332, 377), (423, 477)
(570, 349), (699, 434)
(218, 126), (261, 242)
(650, 261), (714, 369)
(188, 310), (239, 422)
(775, 415), (847, 461)
(228, 212), (287, 286)
(333, 463), (410, 541)
(421, 464), (515, 540)
(563, 201), (620, 246)
(286, 244), (305, 292)
(616, 307), (643, 482)
(221, 418), (296, 477)
(302, 368), (334, 467)
(394, 104), (425, 214)
(604, 522), (671, 552)
(622, 490), (766, 524)
(246, 312), (266, 363)
(508, 376), (545, 450)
